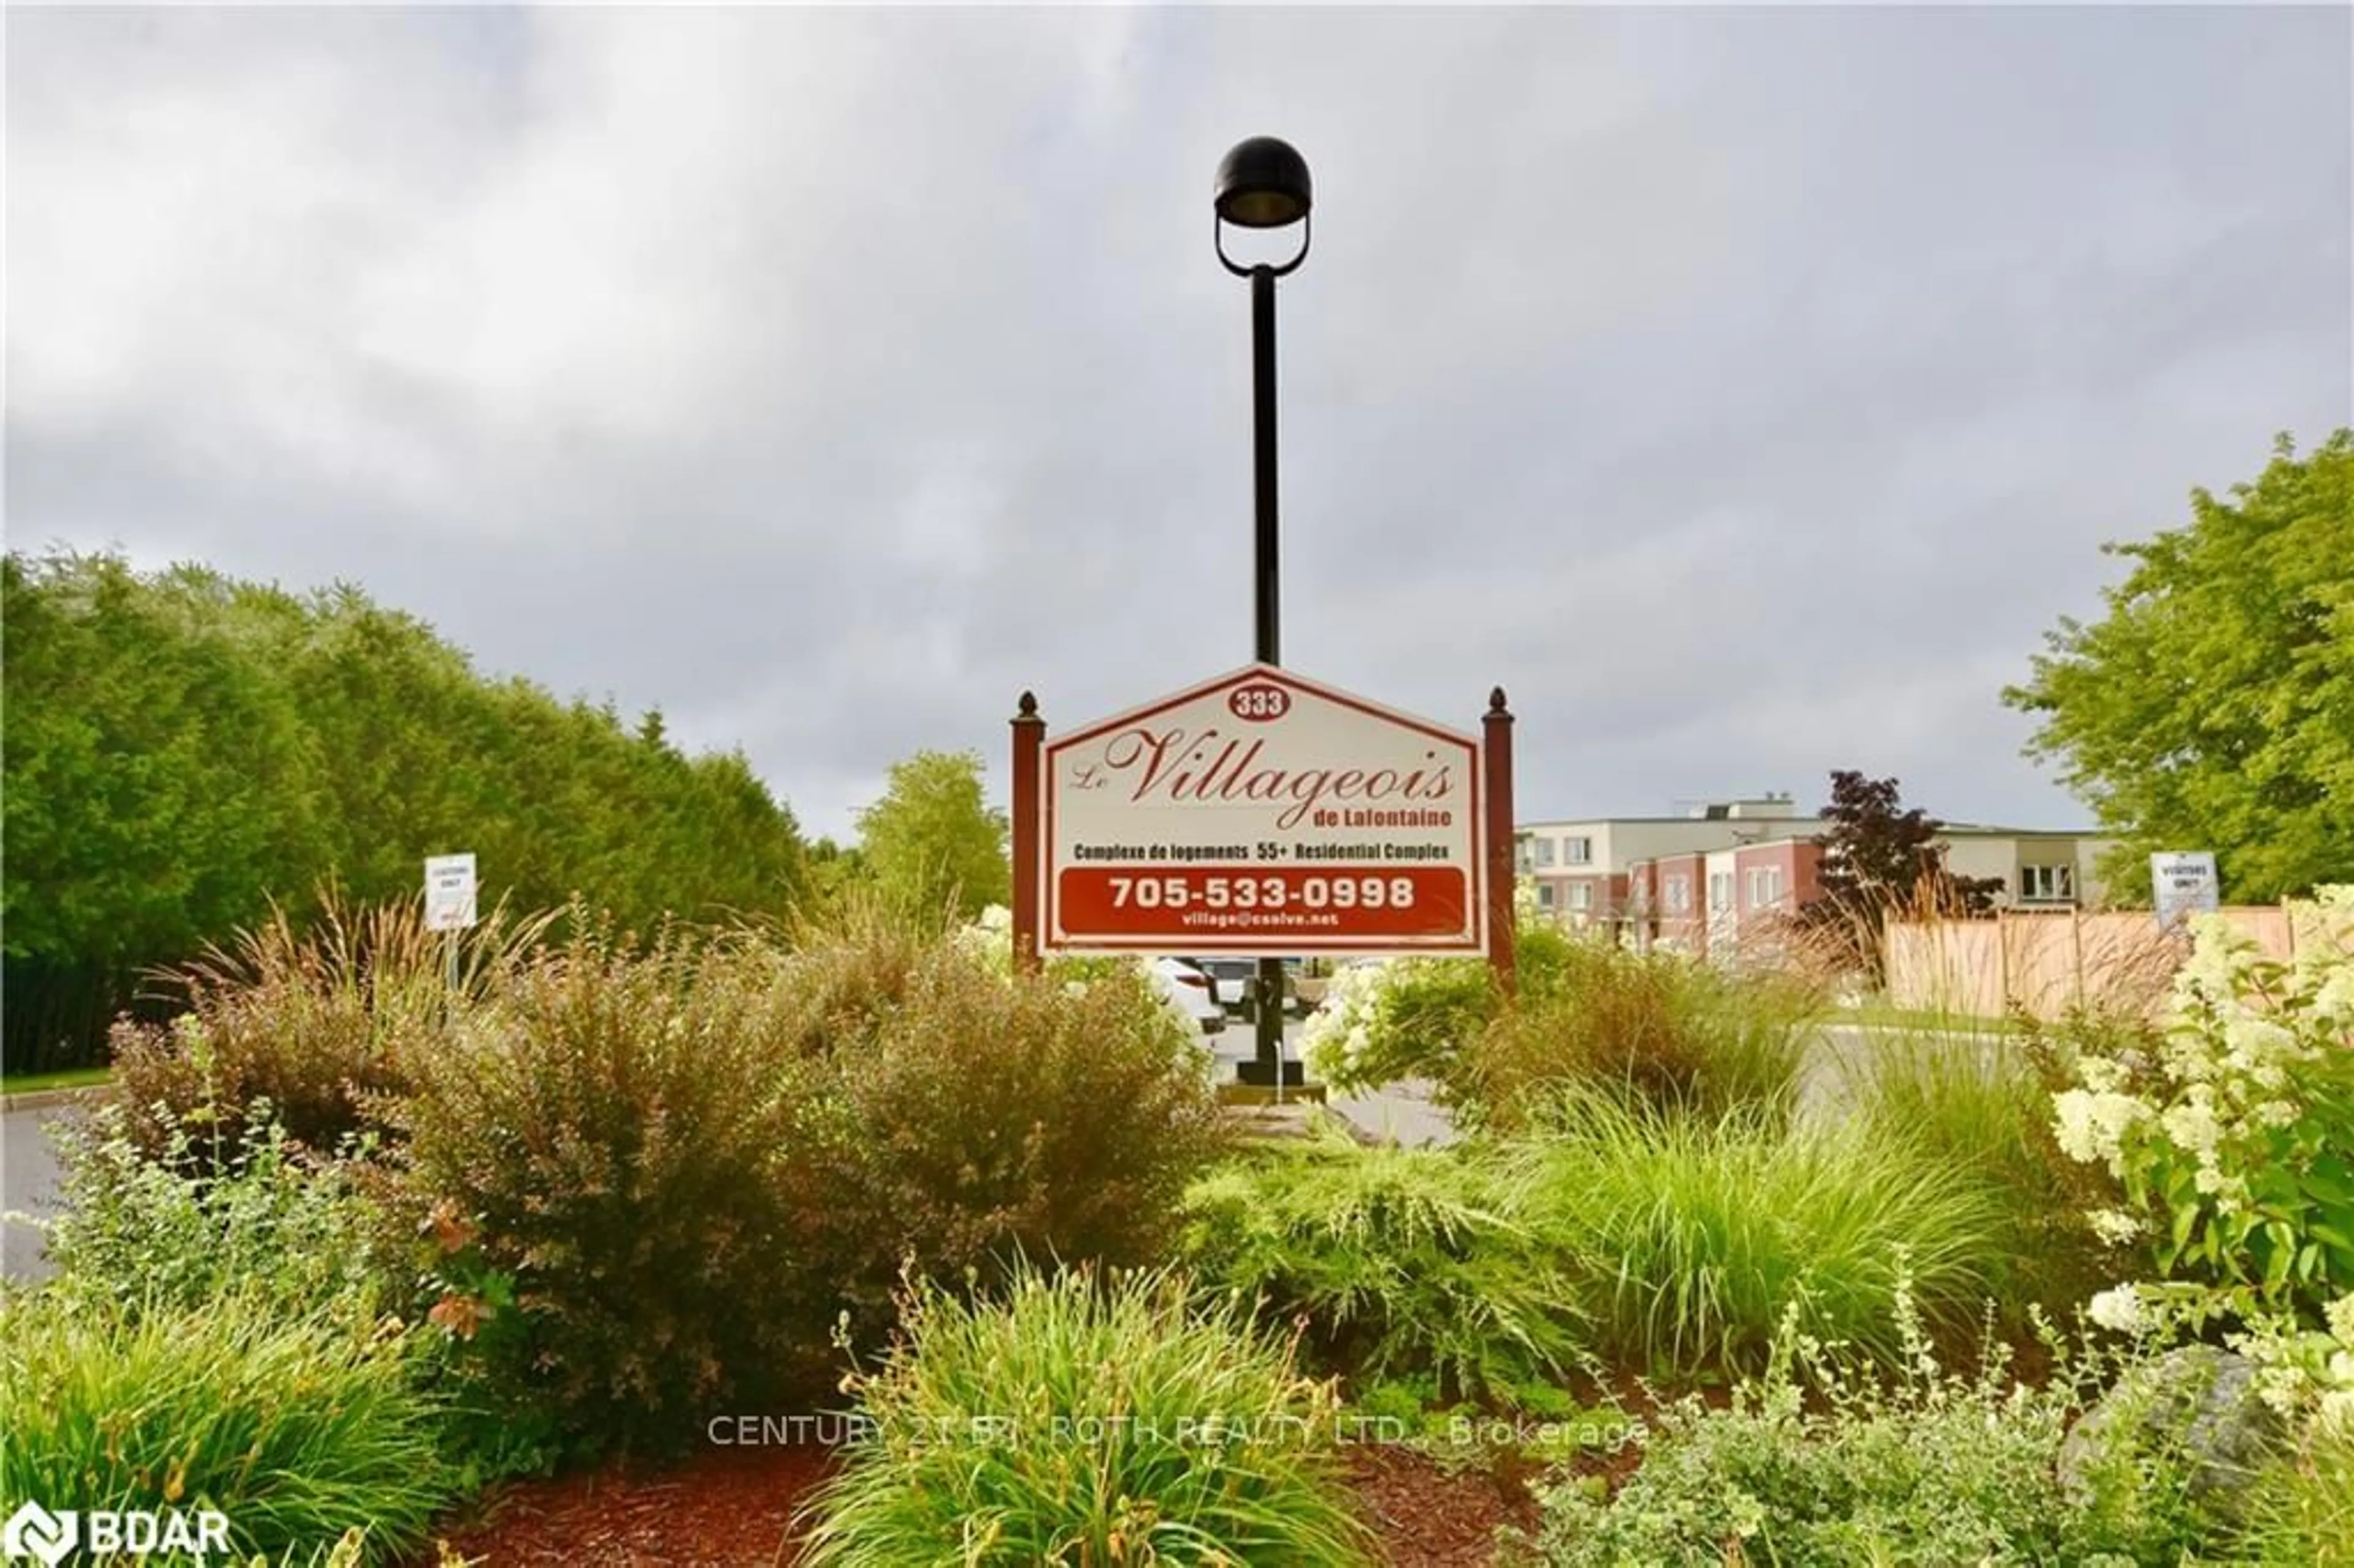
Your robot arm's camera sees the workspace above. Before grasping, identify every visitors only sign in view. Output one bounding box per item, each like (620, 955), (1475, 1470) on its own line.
(424, 853), (478, 932)
(1041, 665), (1485, 955)
(2151, 850), (2219, 932)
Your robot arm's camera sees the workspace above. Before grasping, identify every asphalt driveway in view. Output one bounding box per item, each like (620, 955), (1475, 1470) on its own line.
(2, 1102), (81, 1285)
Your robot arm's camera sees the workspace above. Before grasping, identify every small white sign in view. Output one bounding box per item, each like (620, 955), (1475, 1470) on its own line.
(424, 853), (478, 932)
(2150, 850), (2219, 932)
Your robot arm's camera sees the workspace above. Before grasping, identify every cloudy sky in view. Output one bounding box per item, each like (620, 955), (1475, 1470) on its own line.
(9, 5), (2349, 842)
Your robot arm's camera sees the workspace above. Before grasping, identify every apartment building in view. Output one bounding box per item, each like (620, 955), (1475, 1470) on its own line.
(1516, 795), (1814, 926)
(1521, 797), (2115, 956)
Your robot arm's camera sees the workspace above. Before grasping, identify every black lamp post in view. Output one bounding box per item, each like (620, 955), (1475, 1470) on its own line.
(1215, 135), (1312, 1089)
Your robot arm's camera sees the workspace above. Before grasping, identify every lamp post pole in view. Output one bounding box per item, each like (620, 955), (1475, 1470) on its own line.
(1251, 264), (1281, 668)
(1215, 135), (1312, 1090)
(1247, 261), (1287, 1087)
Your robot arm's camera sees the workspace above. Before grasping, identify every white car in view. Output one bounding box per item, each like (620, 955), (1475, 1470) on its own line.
(1188, 957), (1256, 1013)
(1148, 957), (1227, 1041)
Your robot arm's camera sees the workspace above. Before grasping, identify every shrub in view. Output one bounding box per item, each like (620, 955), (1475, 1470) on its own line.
(797, 941), (1233, 1352)
(1460, 941), (1818, 1132)
(0, 1288), (459, 1565)
(1177, 1125), (1585, 1405)
(1510, 1087), (2006, 1379)
(1843, 1026), (2120, 1319)
(796, 1261), (1374, 1566)
(110, 892), (548, 1162)
(386, 916), (1230, 1454)
(41, 1100), (386, 1323)
(768, 892), (935, 1056)
(1507, 1288), (2209, 1566)
(2051, 886), (2354, 1325)
(384, 920), (820, 1453)
(1297, 897), (1583, 1095)
(1300, 955), (1496, 1094)
(1303, 931), (1820, 1131)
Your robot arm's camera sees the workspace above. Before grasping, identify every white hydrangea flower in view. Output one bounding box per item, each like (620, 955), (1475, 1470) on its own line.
(2255, 1361), (2310, 1420)
(2222, 1013), (2307, 1078)
(2160, 1030), (2219, 1085)
(2052, 1090), (2100, 1163)
(2087, 1210), (2146, 1246)
(2160, 1097), (2223, 1160)
(1299, 959), (1393, 1088)
(2053, 1089), (2149, 1170)
(2088, 1285), (2152, 1336)
(2190, 1167), (2249, 1212)
(951, 905), (1017, 977)
(2326, 1295), (2354, 1349)
(2074, 1054), (2130, 1095)
(2311, 965), (2354, 1031)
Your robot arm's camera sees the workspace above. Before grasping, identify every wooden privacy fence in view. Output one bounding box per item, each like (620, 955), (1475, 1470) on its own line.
(1883, 906), (2301, 1022)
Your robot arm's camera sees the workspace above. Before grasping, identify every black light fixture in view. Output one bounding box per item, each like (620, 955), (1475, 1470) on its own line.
(1214, 135), (1313, 229)
(1214, 136), (1313, 279)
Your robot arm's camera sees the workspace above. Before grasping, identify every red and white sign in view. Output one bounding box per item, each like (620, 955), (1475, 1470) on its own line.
(1042, 665), (1485, 955)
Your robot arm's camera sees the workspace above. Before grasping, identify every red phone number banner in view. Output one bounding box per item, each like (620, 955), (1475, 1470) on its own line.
(1056, 866), (1469, 941)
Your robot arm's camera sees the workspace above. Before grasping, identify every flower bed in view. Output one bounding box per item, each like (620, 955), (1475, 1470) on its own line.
(15, 889), (2350, 1564)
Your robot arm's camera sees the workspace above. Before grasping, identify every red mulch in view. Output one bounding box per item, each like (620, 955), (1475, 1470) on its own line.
(418, 1436), (1585, 1566)
(1344, 1446), (1542, 1567)
(424, 1445), (834, 1567)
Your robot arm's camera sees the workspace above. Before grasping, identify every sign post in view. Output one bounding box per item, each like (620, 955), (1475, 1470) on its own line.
(424, 853), (478, 1021)
(2150, 850), (2219, 933)
(1482, 688), (1517, 997)
(1010, 696), (1045, 976)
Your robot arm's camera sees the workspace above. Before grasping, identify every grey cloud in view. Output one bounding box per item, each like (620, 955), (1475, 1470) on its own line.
(7, 5), (2347, 842)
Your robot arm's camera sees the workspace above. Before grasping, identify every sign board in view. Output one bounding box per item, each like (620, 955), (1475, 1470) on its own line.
(2150, 850), (2219, 932)
(1042, 665), (1484, 955)
(424, 853), (478, 933)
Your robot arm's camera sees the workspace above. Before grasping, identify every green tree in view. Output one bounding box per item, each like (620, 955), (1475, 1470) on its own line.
(3, 550), (812, 1070)
(802, 835), (872, 914)
(2003, 431), (2354, 902)
(855, 750), (1010, 927)
(3, 553), (328, 1068)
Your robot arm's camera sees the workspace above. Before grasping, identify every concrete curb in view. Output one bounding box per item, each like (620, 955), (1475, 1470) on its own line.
(1, 1084), (118, 1115)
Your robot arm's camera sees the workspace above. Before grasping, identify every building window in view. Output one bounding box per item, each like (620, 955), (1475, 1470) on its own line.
(1537, 883), (1556, 910)
(1708, 872), (1733, 913)
(1568, 883), (1594, 911)
(2020, 864), (2074, 902)
(1564, 837), (1593, 866)
(1745, 867), (1785, 910)
(1533, 837), (1556, 868)
(1666, 874), (1691, 914)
